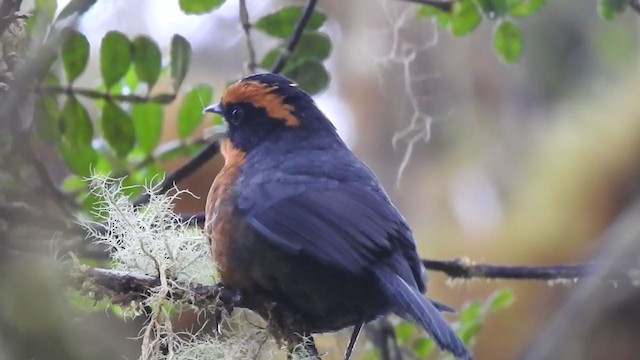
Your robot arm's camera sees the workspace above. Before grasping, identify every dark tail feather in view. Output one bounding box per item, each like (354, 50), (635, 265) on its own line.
(375, 270), (472, 360)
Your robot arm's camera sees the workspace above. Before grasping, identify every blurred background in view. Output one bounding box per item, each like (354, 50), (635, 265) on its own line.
(2, 0), (640, 359)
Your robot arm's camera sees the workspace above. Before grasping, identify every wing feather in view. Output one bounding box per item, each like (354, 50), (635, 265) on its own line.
(244, 184), (410, 275)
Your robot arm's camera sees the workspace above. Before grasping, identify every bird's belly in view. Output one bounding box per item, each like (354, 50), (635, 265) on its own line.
(223, 228), (391, 332)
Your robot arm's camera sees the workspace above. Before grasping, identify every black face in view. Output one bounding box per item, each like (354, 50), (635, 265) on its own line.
(214, 101), (285, 152)
(204, 73), (336, 153)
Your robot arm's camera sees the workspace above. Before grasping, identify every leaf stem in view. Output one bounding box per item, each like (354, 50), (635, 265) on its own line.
(38, 85), (176, 104)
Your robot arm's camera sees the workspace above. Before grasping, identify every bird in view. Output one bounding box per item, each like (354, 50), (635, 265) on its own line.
(203, 73), (471, 360)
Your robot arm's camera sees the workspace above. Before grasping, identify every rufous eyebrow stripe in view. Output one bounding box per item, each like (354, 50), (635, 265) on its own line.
(221, 80), (300, 127)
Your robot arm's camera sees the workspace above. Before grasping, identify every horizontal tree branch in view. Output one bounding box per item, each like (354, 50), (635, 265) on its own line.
(38, 85), (176, 104)
(422, 258), (608, 282)
(70, 266), (242, 310)
(68, 260), (628, 315)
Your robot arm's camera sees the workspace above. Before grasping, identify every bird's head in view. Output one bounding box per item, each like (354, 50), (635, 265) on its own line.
(204, 73), (335, 153)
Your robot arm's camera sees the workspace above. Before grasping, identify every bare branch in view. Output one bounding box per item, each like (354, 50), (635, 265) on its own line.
(70, 266), (242, 309)
(271, 0), (318, 74)
(239, 0), (257, 74)
(422, 258), (606, 282)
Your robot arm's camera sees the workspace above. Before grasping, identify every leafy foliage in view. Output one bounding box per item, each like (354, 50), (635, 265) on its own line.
(16, 0), (635, 358)
(598, 0), (629, 19)
(255, 6), (327, 38)
(257, 6), (331, 94)
(34, 27), (199, 212)
(417, 0), (536, 63)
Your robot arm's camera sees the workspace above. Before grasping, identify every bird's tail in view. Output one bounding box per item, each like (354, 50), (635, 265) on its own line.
(375, 269), (472, 360)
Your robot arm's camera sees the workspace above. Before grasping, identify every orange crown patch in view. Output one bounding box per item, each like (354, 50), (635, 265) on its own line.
(221, 81), (299, 127)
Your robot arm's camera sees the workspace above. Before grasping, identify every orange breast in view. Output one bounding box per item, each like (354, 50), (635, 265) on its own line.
(205, 139), (246, 283)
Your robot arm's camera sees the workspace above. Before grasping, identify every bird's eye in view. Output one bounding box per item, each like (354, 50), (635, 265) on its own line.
(228, 107), (245, 125)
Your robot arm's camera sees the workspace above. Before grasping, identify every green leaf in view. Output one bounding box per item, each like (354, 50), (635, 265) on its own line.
(260, 47), (283, 70)
(261, 32), (331, 72)
(132, 36), (162, 89)
(394, 321), (417, 344)
(256, 6), (327, 38)
(417, 5), (453, 28)
(458, 321), (482, 344)
(156, 140), (203, 162)
(100, 31), (132, 89)
(34, 94), (61, 144)
(36, 0), (58, 21)
(493, 20), (522, 63)
(283, 60), (329, 95)
(80, 190), (102, 216)
(508, 0), (546, 17)
(90, 152), (113, 175)
(292, 32), (332, 63)
(61, 174), (86, 192)
(413, 337), (435, 358)
(177, 84), (212, 139)
(131, 163), (165, 185)
(598, 0), (627, 20)
(170, 34), (192, 91)
(60, 30), (89, 83)
(123, 66), (140, 93)
(55, 0), (98, 22)
(59, 142), (97, 177)
(178, 0), (225, 14)
(131, 103), (163, 155)
(450, 0), (482, 37)
(363, 348), (380, 360)
(489, 288), (515, 311)
(102, 102), (135, 157)
(60, 97), (93, 147)
(459, 301), (482, 323)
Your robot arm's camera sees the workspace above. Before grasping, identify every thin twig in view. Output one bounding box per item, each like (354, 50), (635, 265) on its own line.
(422, 258), (602, 281)
(239, 0), (257, 74)
(271, 0), (318, 74)
(132, 141), (221, 207)
(38, 85), (176, 104)
(630, 0), (640, 14)
(398, 0), (454, 12)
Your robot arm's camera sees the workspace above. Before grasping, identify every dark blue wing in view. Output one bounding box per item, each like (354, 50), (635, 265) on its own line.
(244, 183), (421, 279)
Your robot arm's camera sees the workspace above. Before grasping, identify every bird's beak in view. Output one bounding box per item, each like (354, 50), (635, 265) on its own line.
(203, 103), (228, 141)
(203, 103), (223, 115)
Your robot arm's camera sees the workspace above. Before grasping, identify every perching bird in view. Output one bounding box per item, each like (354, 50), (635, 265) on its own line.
(204, 73), (471, 360)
